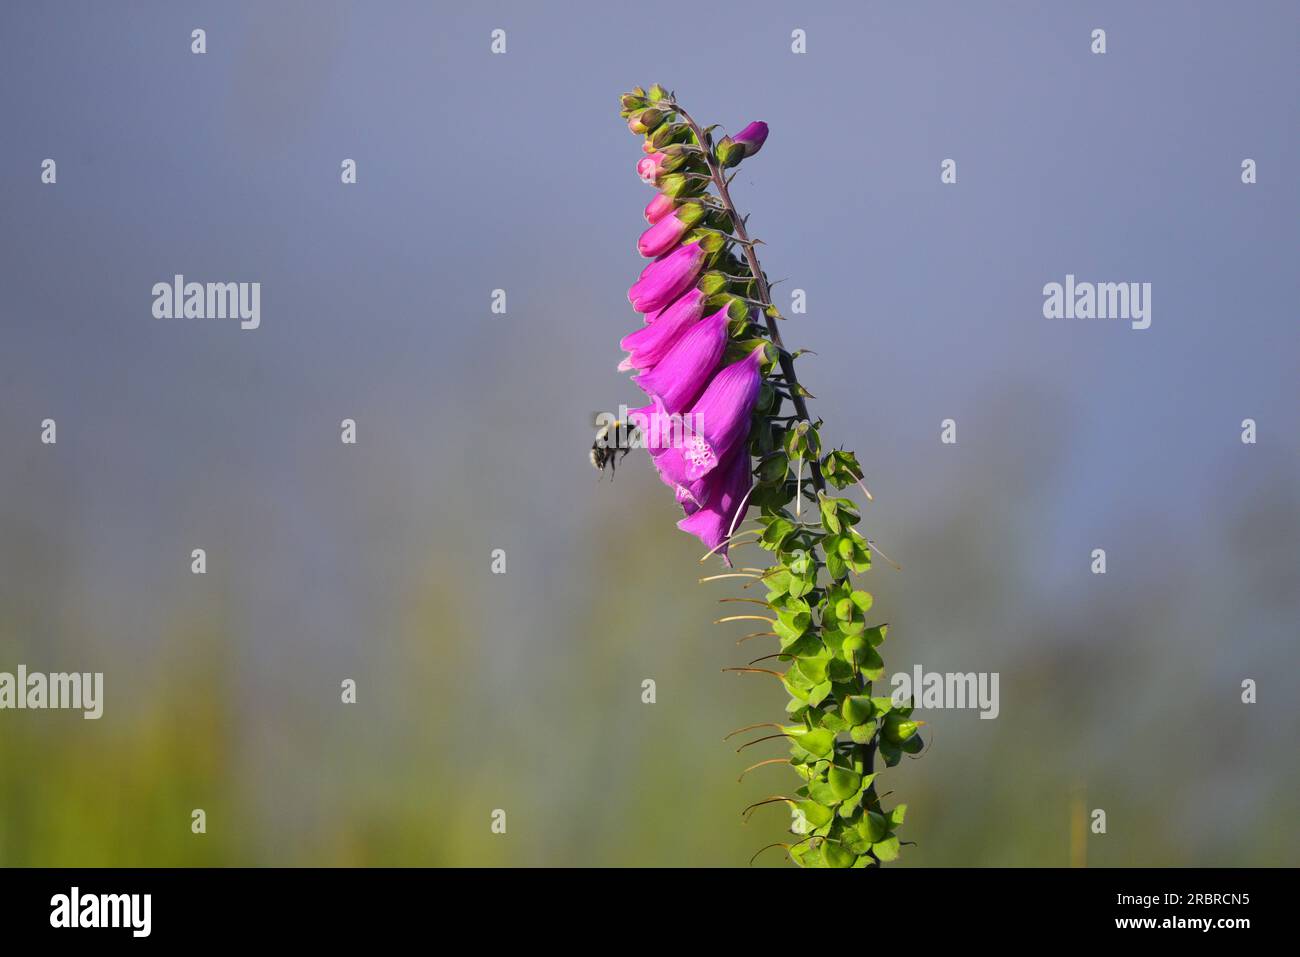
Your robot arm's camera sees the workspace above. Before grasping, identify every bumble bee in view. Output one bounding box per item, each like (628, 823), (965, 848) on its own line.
(590, 418), (638, 479)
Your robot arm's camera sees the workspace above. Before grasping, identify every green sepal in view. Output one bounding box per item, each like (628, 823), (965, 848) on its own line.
(860, 810), (890, 844)
(781, 634), (823, 662)
(883, 713), (921, 744)
(797, 800), (834, 829)
(792, 728), (834, 758)
(760, 515), (798, 551)
(817, 711), (847, 734)
(871, 836), (901, 862)
(657, 172), (703, 198)
(842, 695), (874, 725)
(696, 270), (728, 295)
(853, 644), (886, 681)
(822, 448), (867, 490)
(649, 121), (690, 149)
(817, 492), (858, 535)
(839, 828), (872, 856)
(795, 654), (830, 684)
(838, 774), (876, 816)
(627, 107), (668, 135)
(715, 135), (741, 167)
(620, 87), (648, 112)
(781, 675), (810, 704)
(821, 841), (855, 868)
(789, 842), (822, 868)
(878, 739), (902, 767)
(828, 765), (862, 800)
(805, 680), (832, 707)
(784, 421), (813, 460)
(849, 722), (876, 745)
(826, 657), (856, 683)
(757, 452), (789, 484)
(807, 780), (840, 806)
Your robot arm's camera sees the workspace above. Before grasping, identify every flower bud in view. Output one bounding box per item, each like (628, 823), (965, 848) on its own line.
(717, 121), (769, 166)
(733, 121), (769, 157)
(627, 107), (667, 136)
(637, 152), (667, 184)
(644, 193), (678, 225)
(620, 88), (648, 113)
(637, 203), (705, 258)
(628, 241), (707, 314)
(647, 83), (669, 103)
(656, 149), (693, 175)
(650, 122), (689, 150)
(657, 173), (701, 198)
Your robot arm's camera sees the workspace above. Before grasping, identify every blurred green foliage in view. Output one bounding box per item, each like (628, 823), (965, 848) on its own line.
(1, 399), (1296, 867)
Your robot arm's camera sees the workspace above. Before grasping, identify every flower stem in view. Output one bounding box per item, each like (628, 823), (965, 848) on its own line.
(671, 99), (876, 785)
(669, 100), (827, 496)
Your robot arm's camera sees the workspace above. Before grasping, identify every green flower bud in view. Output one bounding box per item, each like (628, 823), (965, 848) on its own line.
(620, 88), (648, 113)
(647, 82), (669, 103)
(650, 122), (690, 150)
(656, 172), (703, 198)
(715, 135), (742, 168)
(675, 202), (706, 230)
(697, 271), (728, 296)
(688, 229), (727, 254)
(626, 107), (668, 136)
(658, 155), (684, 176)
